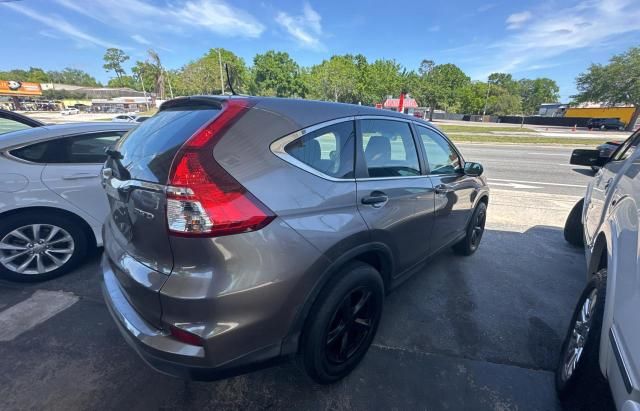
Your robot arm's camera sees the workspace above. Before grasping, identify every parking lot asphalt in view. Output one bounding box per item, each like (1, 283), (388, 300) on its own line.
(0, 143), (614, 410)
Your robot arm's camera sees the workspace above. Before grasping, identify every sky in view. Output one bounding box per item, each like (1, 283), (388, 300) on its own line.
(1, 0), (640, 101)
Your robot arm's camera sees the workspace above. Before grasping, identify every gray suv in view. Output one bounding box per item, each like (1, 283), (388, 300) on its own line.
(101, 96), (489, 383)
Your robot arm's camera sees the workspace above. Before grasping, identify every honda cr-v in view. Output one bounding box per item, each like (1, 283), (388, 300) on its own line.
(101, 96), (489, 383)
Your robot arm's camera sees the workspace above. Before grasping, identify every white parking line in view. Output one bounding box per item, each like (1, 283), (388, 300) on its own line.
(0, 290), (78, 342)
(488, 178), (586, 188)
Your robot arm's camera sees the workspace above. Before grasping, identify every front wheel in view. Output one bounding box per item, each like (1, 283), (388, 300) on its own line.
(300, 262), (384, 384)
(453, 201), (487, 256)
(0, 211), (89, 282)
(556, 269), (607, 406)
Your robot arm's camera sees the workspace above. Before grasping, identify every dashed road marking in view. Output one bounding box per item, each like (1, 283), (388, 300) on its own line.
(0, 290), (78, 342)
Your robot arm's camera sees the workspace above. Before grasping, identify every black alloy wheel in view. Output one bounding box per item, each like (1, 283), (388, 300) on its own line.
(325, 287), (376, 364)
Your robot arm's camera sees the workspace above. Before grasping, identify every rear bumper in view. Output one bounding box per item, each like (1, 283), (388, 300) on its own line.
(101, 254), (284, 380)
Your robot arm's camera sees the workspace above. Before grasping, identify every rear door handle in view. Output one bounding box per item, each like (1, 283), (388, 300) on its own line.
(361, 191), (388, 206)
(62, 173), (98, 180)
(435, 184), (453, 195)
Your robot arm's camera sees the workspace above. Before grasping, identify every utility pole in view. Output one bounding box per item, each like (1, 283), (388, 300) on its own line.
(482, 79), (492, 121)
(164, 69), (174, 99)
(217, 49), (225, 95)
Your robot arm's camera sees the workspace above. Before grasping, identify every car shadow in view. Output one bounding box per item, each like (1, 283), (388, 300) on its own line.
(572, 167), (596, 177)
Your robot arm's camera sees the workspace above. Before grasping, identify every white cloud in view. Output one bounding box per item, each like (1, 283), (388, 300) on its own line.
(275, 3), (324, 50)
(53, 0), (264, 39)
(477, 3), (496, 12)
(450, 0), (640, 79)
(131, 34), (151, 45)
(172, 0), (264, 38)
(3, 2), (121, 48)
(506, 11), (532, 29)
(428, 25), (440, 32)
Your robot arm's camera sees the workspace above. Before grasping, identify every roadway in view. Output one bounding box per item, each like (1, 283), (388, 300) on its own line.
(459, 143), (593, 197)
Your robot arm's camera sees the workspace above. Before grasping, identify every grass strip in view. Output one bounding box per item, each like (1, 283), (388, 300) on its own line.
(448, 134), (607, 145)
(438, 125), (536, 133)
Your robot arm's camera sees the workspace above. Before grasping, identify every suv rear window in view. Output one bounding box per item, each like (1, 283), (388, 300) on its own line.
(285, 121), (355, 179)
(115, 105), (221, 183)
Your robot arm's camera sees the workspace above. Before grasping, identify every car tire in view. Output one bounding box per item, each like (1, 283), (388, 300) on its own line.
(453, 201), (487, 256)
(0, 211), (89, 282)
(300, 261), (384, 384)
(564, 198), (584, 247)
(556, 269), (608, 407)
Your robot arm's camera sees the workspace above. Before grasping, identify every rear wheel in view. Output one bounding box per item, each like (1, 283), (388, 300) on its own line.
(0, 211), (89, 282)
(300, 261), (384, 384)
(556, 269), (607, 407)
(564, 198), (584, 247)
(453, 201), (487, 256)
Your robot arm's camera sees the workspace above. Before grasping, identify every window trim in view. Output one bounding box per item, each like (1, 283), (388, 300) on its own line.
(270, 117), (357, 182)
(271, 115), (458, 182)
(4, 129), (129, 165)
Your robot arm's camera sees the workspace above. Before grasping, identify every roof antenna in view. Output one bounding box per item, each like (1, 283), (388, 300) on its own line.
(225, 64), (237, 95)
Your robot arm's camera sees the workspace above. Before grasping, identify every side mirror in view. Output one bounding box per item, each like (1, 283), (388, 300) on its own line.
(570, 149), (606, 167)
(464, 162), (484, 177)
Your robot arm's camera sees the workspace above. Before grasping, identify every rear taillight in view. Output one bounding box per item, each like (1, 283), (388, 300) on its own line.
(166, 99), (275, 237)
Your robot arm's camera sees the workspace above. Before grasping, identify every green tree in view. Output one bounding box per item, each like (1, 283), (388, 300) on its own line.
(362, 58), (404, 105)
(0, 67), (49, 83)
(131, 61), (158, 94)
(488, 72), (520, 95)
(519, 78), (560, 115)
(487, 87), (522, 115)
(416, 62), (470, 119)
(103, 48), (130, 86)
(174, 48), (248, 96)
(107, 76), (137, 89)
(47, 68), (100, 86)
(250, 51), (303, 97)
(459, 81), (489, 115)
(573, 46), (640, 130)
(307, 55), (360, 102)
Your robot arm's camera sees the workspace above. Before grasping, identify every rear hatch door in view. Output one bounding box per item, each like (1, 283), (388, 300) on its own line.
(102, 101), (222, 324)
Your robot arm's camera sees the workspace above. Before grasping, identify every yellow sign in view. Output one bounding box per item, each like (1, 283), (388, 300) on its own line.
(0, 80), (42, 96)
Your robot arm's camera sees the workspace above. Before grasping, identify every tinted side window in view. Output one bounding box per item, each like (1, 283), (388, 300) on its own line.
(67, 133), (122, 163)
(0, 118), (32, 135)
(285, 121), (355, 179)
(416, 126), (462, 174)
(10, 131), (124, 164)
(360, 119), (420, 177)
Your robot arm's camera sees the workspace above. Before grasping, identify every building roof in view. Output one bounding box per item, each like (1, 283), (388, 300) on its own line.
(383, 97), (418, 109)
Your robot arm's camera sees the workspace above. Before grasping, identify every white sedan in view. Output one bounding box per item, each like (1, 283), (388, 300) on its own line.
(60, 108), (80, 115)
(0, 122), (134, 281)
